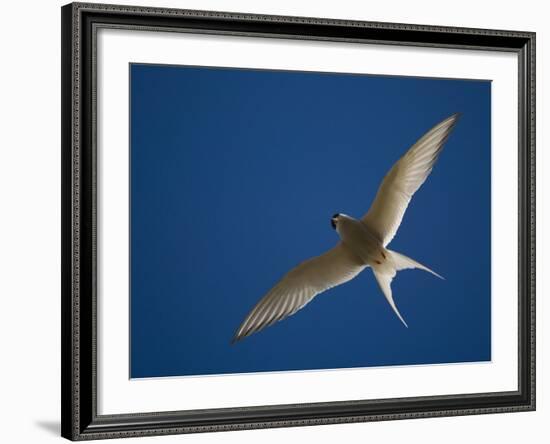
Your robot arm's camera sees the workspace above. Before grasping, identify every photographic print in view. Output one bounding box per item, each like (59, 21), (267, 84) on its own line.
(129, 64), (491, 379)
(62, 4), (535, 438)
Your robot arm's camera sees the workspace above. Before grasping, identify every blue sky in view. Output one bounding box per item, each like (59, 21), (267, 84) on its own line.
(130, 63), (491, 378)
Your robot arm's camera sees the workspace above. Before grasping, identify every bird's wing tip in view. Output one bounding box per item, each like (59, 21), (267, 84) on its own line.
(231, 334), (243, 345)
(447, 112), (462, 122)
(440, 112), (461, 128)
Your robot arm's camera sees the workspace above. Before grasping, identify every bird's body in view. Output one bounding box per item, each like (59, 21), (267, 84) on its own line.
(335, 214), (386, 265)
(232, 113), (460, 343)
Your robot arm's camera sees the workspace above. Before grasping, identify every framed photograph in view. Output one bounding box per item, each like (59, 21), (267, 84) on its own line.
(61, 2), (535, 440)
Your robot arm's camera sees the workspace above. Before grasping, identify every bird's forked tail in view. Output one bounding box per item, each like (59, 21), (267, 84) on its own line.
(371, 250), (443, 327)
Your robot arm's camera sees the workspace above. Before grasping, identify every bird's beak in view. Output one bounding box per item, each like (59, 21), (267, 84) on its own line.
(331, 218), (337, 229)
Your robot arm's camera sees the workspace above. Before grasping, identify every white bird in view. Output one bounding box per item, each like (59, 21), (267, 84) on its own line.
(232, 113), (460, 343)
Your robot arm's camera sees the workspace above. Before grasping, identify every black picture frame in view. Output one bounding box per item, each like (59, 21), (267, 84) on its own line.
(61, 2), (536, 440)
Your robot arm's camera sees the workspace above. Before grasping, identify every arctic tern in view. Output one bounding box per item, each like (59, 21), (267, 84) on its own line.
(232, 113), (460, 343)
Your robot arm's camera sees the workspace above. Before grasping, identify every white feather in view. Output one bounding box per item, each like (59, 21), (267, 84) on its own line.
(372, 267), (408, 328)
(233, 243), (365, 342)
(362, 113), (460, 246)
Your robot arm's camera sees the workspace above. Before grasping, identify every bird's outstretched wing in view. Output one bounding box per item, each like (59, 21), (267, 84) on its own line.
(362, 113), (460, 247)
(232, 243), (365, 343)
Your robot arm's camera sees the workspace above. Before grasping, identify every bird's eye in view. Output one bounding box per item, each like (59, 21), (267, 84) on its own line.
(332, 213), (340, 219)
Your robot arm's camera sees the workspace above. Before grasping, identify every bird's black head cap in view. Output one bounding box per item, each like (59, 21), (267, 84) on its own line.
(331, 213), (340, 229)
